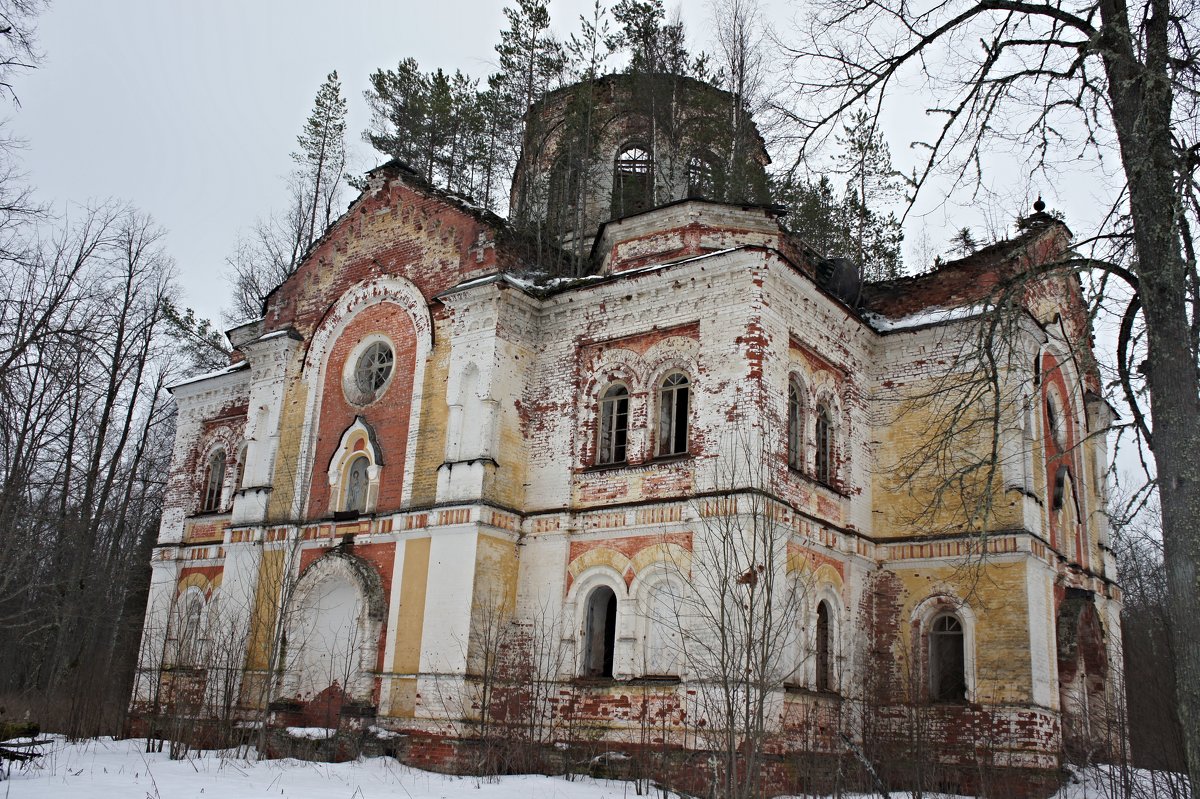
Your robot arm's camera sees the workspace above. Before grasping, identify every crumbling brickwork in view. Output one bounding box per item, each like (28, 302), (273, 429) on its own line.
(132, 139), (1121, 799)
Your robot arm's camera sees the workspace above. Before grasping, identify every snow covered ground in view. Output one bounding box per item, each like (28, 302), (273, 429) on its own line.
(0, 736), (1187, 799)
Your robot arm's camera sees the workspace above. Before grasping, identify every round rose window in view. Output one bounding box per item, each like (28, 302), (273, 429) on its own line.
(348, 340), (393, 403)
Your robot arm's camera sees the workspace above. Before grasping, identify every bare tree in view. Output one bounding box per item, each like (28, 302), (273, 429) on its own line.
(664, 418), (808, 799)
(779, 0), (1200, 786)
(0, 202), (187, 737)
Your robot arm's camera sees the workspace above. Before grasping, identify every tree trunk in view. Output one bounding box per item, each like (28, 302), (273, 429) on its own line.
(1101, 0), (1200, 789)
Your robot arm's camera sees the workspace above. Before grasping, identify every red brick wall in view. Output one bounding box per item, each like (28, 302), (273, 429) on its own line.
(307, 303), (417, 517)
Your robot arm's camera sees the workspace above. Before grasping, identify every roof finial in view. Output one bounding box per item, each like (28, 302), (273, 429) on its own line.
(1033, 195), (1046, 213)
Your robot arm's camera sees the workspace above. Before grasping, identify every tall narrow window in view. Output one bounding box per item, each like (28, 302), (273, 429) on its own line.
(344, 455), (370, 514)
(612, 145), (653, 218)
(174, 593), (204, 666)
(815, 405), (833, 485)
(202, 450), (226, 512)
(584, 585), (618, 678)
(547, 157), (580, 238)
(787, 378), (803, 469)
(687, 154), (714, 197)
(929, 615), (967, 702)
(815, 601), (833, 691)
(598, 384), (630, 465)
(656, 373), (690, 457)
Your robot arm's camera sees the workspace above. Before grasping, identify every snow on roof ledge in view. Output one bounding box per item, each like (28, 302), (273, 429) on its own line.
(167, 361), (250, 392)
(864, 303), (987, 332)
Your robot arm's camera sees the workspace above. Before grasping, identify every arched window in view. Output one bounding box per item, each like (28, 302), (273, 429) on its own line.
(171, 591), (205, 666)
(815, 600), (834, 691)
(598, 384), (630, 465)
(815, 404), (834, 485)
(201, 449), (226, 512)
(1046, 390), (1066, 448)
(344, 455), (370, 514)
(687, 153), (715, 198)
(656, 373), (690, 457)
(787, 378), (804, 469)
(612, 144), (654, 217)
(347, 339), (395, 406)
(547, 156), (580, 237)
(583, 585), (618, 678)
(929, 615), (967, 702)
(233, 442), (248, 492)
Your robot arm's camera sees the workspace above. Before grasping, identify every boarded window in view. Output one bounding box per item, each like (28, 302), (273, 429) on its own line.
(344, 456), (370, 514)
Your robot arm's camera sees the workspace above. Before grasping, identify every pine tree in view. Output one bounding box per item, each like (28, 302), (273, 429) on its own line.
(778, 112), (904, 281)
(293, 71), (348, 249)
(495, 0), (566, 218)
(365, 58), (431, 171)
(835, 110), (904, 280)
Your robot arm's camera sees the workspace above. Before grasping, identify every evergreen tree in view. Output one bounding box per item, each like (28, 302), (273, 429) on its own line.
(227, 70), (350, 323)
(835, 110), (904, 279)
(365, 58), (431, 172)
(778, 111), (904, 281)
(494, 0), (566, 217)
(293, 71), (348, 249)
(947, 227), (979, 258)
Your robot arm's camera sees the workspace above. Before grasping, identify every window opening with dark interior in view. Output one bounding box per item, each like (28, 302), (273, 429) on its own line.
(687, 153), (715, 198)
(546, 156), (580, 238)
(612, 145), (654, 218)
(815, 600), (833, 691)
(656, 373), (690, 457)
(787, 378), (803, 469)
(598, 384), (630, 465)
(202, 450), (226, 512)
(815, 404), (833, 485)
(345, 455), (370, 514)
(929, 614), (967, 702)
(584, 585), (617, 678)
(354, 341), (394, 399)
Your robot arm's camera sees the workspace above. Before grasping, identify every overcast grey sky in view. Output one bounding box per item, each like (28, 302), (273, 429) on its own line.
(12, 0), (619, 322)
(11, 1), (1114, 326)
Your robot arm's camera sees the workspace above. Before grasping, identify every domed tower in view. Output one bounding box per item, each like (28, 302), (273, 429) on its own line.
(510, 73), (772, 256)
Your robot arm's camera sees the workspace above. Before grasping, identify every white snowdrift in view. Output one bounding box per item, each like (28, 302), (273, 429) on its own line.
(2, 736), (1187, 799)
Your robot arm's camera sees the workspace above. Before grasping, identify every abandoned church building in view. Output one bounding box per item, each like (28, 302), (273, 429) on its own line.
(132, 74), (1122, 796)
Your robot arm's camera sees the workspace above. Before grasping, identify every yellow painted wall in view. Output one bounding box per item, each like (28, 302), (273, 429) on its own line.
(409, 327), (450, 508)
(388, 536), (431, 717)
(886, 558), (1034, 704)
(873, 370), (1027, 539)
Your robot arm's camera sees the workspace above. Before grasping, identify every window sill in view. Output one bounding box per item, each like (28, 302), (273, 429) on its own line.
(627, 675), (681, 685)
(572, 676), (620, 687)
(186, 510), (231, 521)
(786, 466), (850, 498)
(783, 683), (841, 698)
(650, 453), (693, 465)
(582, 455), (694, 474)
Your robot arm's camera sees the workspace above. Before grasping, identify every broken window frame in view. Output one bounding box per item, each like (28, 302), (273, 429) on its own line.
(598, 383), (630, 465)
(201, 449), (226, 512)
(611, 144), (654, 218)
(656, 372), (690, 458)
(815, 404), (834, 485)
